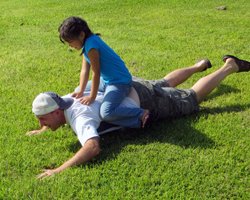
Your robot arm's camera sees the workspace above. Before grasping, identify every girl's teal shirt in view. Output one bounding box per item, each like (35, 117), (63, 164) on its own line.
(82, 35), (132, 85)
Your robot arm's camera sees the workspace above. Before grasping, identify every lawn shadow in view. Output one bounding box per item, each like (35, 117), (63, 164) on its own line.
(204, 84), (240, 101)
(67, 114), (216, 166)
(93, 115), (213, 162)
(67, 84), (249, 166)
(200, 103), (250, 115)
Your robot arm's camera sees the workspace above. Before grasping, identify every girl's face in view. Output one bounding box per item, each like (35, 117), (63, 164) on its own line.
(67, 32), (85, 50)
(67, 40), (83, 50)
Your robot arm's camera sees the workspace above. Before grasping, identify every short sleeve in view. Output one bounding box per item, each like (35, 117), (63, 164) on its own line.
(71, 116), (100, 146)
(64, 98), (101, 146)
(77, 125), (99, 146)
(85, 36), (100, 55)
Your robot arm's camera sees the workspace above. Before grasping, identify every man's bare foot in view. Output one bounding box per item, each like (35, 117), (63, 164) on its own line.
(195, 59), (212, 72)
(223, 55), (250, 73)
(224, 58), (239, 73)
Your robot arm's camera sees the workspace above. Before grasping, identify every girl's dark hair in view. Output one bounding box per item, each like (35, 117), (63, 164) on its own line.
(58, 16), (97, 45)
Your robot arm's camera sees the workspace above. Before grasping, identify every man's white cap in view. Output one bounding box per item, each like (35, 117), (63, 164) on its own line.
(32, 92), (74, 116)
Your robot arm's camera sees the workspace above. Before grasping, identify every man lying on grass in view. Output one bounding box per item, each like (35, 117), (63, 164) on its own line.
(27, 55), (250, 179)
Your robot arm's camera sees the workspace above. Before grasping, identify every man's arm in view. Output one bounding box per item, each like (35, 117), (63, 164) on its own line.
(37, 137), (100, 179)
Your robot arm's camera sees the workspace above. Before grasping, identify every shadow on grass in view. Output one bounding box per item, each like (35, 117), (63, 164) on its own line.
(67, 84), (249, 166)
(68, 115), (214, 165)
(204, 83), (240, 100)
(200, 103), (250, 115)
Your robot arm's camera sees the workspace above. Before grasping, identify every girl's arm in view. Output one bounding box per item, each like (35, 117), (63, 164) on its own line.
(72, 58), (90, 98)
(80, 49), (100, 105)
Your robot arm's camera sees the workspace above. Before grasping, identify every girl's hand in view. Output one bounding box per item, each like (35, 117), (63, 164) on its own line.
(72, 91), (83, 99)
(79, 96), (95, 105)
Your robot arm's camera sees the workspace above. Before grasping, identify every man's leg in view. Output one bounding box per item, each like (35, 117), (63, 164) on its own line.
(164, 59), (212, 87)
(191, 58), (239, 103)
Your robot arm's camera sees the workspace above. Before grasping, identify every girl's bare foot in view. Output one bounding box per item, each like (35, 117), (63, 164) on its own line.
(141, 109), (150, 128)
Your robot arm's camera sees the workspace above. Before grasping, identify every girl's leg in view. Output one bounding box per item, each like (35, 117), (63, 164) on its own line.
(165, 59), (212, 87)
(192, 58), (238, 103)
(100, 84), (144, 128)
(74, 78), (106, 93)
(85, 78), (106, 92)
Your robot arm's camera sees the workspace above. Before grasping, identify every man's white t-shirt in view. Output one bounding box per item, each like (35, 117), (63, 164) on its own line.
(63, 91), (139, 146)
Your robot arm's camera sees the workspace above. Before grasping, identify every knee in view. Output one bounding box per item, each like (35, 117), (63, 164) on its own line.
(100, 106), (114, 122)
(100, 109), (113, 122)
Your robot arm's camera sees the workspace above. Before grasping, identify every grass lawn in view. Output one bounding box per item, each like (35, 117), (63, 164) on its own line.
(0, 0), (249, 199)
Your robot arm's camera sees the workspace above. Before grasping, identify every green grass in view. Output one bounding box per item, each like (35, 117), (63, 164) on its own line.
(0, 0), (249, 199)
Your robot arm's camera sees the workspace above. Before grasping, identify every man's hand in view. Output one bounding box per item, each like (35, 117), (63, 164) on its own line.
(26, 126), (48, 136)
(79, 96), (95, 105)
(72, 91), (83, 99)
(37, 169), (58, 179)
(35, 138), (100, 179)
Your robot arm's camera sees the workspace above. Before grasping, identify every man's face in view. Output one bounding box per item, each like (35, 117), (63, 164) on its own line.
(37, 110), (63, 131)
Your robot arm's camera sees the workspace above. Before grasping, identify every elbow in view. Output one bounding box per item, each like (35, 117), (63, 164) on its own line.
(93, 143), (101, 156)
(87, 138), (101, 156)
